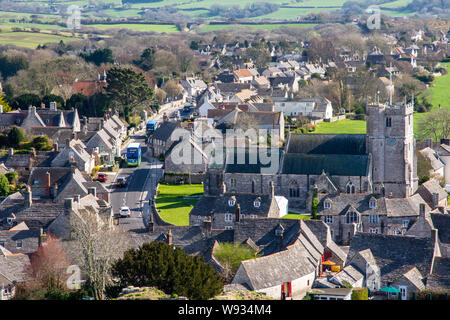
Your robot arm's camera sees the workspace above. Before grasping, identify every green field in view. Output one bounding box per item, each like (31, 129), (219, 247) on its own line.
(155, 183), (204, 226)
(313, 119), (367, 134)
(0, 31), (81, 48)
(430, 62), (450, 111)
(197, 23), (317, 33)
(87, 23), (180, 33)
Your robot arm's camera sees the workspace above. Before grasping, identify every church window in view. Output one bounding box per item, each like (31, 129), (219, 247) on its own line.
(254, 198), (261, 208)
(324, 216), (333, 224)
(369, 215), (379, 223)
(228, 198), (235, 206)
(324, 201), (331, 209)
(346, 182), (355, 194)
(230, 178), (236, 187)
(225, 213), (233, 222)
(369, 200), (376, 209)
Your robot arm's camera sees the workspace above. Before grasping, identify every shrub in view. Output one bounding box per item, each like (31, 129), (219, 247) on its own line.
(0, 173), (10, 196)
(351, 288), (368, 300)
(112, 242), (223, 300)
(5, 171), (18, 185)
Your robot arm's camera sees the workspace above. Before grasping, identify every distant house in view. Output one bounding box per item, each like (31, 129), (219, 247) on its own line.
(164, 136), (209, 174)
(416, 178), (448, 210)
(0, 252), (31, 300)
(51, 139), (96, 174)
(273, 97), (333, 119)
(233, 69), (254, 83)
(437, 143), (450, 188)
(181, 77), (207, 98)
(419, 147), (445, 179)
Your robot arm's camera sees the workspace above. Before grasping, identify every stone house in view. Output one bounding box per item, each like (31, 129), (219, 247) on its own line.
(164, 136), (209, 174)
(148, 121), (181, 158)
(51, 139), (96, 174)
(317, 193), (430, 244)
(419, 147), (445, 179)
(0, 223), (41, 255)
(189, 183), (285, 230)
(181, 77), (207, 98)
(344, 232), (438, 299)
(0, 252), (31, 300)
(85, 129), (117, 164)
(416, 178), (448, 210)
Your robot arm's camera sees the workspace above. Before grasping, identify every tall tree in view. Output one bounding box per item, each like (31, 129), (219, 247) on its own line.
(105, 66), (154, 122)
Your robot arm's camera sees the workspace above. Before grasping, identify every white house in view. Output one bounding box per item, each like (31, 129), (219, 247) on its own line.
(273, 97), (333, 119)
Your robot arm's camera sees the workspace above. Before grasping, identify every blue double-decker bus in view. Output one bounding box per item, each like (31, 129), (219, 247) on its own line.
(126, 143), (141, 167)
(146, 120), (158, 134)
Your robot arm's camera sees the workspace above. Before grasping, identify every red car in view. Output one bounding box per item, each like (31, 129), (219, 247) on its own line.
(97, 173), (107, 182)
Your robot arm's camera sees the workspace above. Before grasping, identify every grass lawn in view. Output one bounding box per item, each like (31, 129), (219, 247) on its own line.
(430, 62), (450, 111)
(155, 183), (203, 226)
(282, 214), (311, 220)
(313, 119), (367, 134)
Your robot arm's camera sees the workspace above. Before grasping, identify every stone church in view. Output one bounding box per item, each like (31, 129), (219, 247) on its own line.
(204, 99), (419, 212)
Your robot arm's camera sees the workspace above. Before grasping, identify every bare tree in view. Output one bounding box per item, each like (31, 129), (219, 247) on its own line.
(69, 210), (128, 300)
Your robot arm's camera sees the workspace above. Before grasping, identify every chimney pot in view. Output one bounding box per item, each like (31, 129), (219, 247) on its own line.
(24, 185), (32, 207)
(167, 229), (173, 245)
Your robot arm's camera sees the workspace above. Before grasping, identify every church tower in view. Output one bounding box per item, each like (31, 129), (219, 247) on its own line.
(366, 98), (418, 198)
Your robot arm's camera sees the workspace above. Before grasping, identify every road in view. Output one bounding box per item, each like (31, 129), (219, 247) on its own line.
(108, 103), (183, 231)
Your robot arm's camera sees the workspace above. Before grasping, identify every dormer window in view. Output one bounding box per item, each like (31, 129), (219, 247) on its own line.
(345, 211), (359, 224)
(346, 182), (355, 194)
(16, 240), (22, 248)
(324, 200), (332, 209)
(228, 197), (236, 207)
(369, 200), (376, 209)
(254, 198), (261, 208)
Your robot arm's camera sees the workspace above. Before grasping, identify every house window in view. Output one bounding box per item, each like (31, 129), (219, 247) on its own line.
(324, 201), (331, 209)
(345, 211), (359, 224)
(250, 214), (257, 219)
(386, 117), (392, 127)
(369, 215), (379, 223)
(402, 219), (409, 228)
(16, 240), (22, 248)
(224, 213), (233, 222)
(369, 200), (376, 209)
(254, 200), (261, 208)
(224, 226), (233, 230)
(369, 228), (379, 234)
(324, 216), (333, 224)
(230, 179), (236, 187)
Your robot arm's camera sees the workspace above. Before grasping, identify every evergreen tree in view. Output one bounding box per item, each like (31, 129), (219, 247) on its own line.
(112, 242), (223, 300)
(105, 66), (153, 122)
(7, 126), (25, 148)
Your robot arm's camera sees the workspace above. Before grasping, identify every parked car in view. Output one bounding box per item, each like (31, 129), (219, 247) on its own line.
(117, 176), (127, 188)
(120, 206), (131, 218)
(97, 173), (107, 182)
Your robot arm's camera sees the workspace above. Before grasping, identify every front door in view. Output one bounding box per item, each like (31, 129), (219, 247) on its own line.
(399, 286), (407, 300)
(281, 282), (292, 299)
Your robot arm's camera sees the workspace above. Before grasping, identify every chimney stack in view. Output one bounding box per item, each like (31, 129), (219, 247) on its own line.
(41, 102), (45, 109)
(24, 185), (32, 208)
(221, 181), (226, 194)
(419, 203), (426, 217)
(202, 216), (212, 235)
(432, 193), (439, 210)
(431, 228), (438, 246)
(45, 171), (51, 197)
(167, 229), (173, 245)
(235, 204), (241, 223)
(270, 181), (275, 198)
(8, 148), (14, 156)
(87, 187), (97, 198)
(50, 101), (57, 111)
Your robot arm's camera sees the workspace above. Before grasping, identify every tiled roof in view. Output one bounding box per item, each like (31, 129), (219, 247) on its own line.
(0, 229), (40, 254)
(0, 254), (31, 286)
(287, 133), (367, 155)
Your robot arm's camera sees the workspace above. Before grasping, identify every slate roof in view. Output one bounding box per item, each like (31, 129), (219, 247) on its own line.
(287, 134), (367, 155)
(0, 200), (69, 231)
(417, 179), (448, 206)
(430, 213), (450, 244)
(0, 254), (31, 286)
(334, 265), (364, 286)
(126, 226), (233, 258)
(235, 242), (316, 291)
(0, 229), (40, 254)
(345, 233), (435, 282)
(282, 154), (369, 176)
(385, 194), (430, 217)
(420, 147), (444, 171)
(215, 83), (251, 95)
(190, 193), (278, 218)
(152, 121), (181, 142)
(224, 148), (282, 174)
(427, 257), (450, 290)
